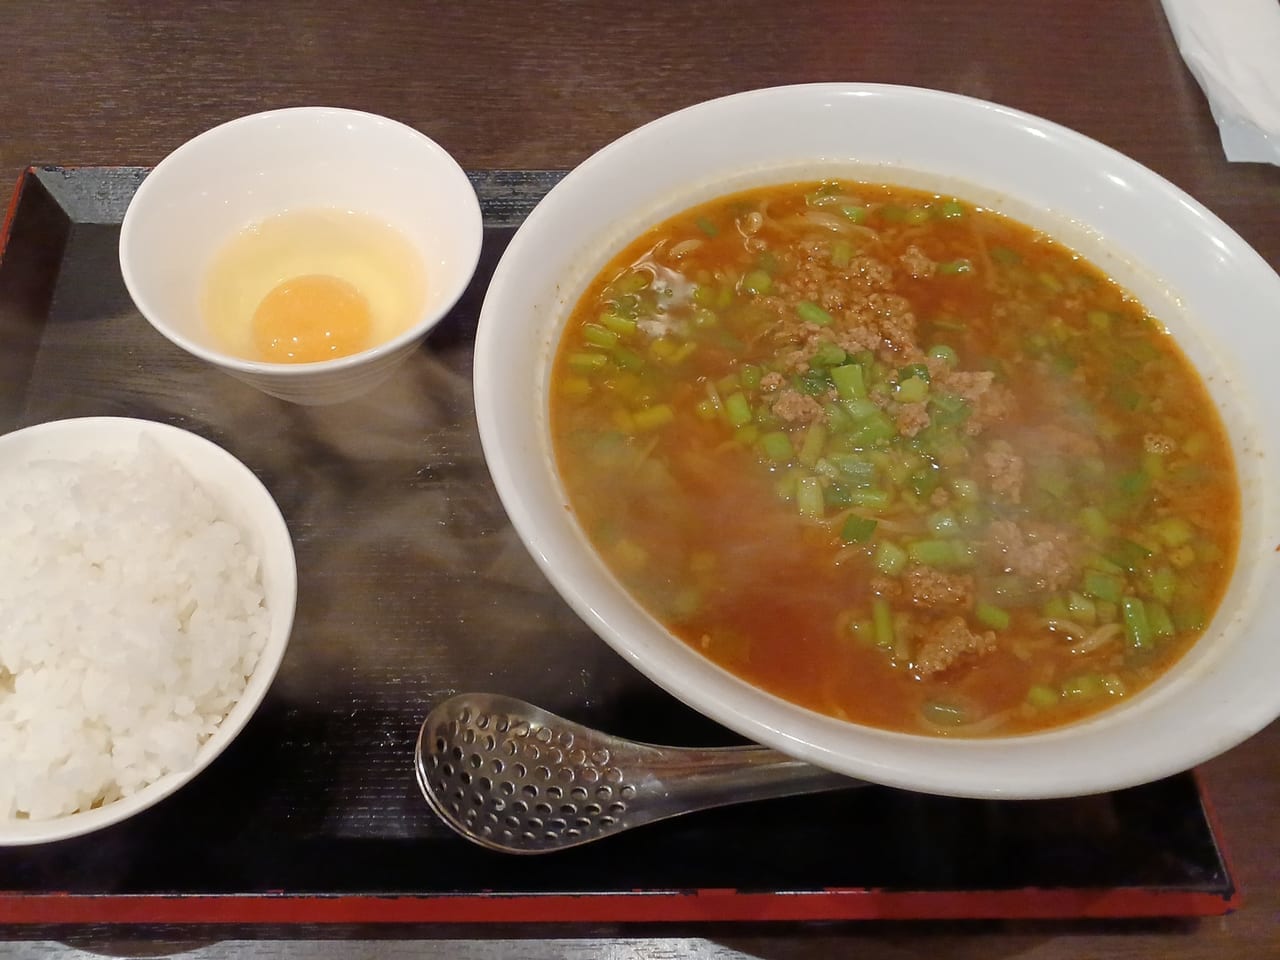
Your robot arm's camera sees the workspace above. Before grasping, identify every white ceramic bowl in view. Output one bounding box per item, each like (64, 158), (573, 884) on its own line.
(119, 107), (483, 405)
(0, 417), (296, 844)
(474, 83), (1280, 799)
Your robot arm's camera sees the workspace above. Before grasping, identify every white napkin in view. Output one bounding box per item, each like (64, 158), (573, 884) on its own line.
(1161, 0), (1280, 165)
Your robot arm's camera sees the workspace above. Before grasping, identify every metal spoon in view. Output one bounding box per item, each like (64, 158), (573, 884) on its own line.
(414, 692), (865, 854)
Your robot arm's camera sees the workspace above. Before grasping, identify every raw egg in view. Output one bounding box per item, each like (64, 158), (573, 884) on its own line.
(202, 209), (425, 365)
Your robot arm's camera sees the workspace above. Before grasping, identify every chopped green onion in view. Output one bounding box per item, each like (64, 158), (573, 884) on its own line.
(810, 344), (846, 370)
(950, 477), (978, 501)
(612, 346), (644, 369)
(724, 392), (753, 428)
(1043, 595), (1069, 620)
(829, 455), (876, 485)
(823, 479), (853, 507)
(1067, 591), (1098, 625)
(1173, 603), (1206, 632)
(975, 602), (1011, 630)
(797, 476), (824, 518)
(796, 369), (830, 395)
(568, 352), (608, 374)
(907, 539), (956, 568)
(848, 487), (891, 509)
(600, 313), (636, 336)
(1121, 596), (1153, 649)
(908, 469), (940, 499)
(798, 422), (826, 466)
(849, 416), (897, 447)
(899, 362), (931, 383)
(760, 430), (794, 461)
(1149, 566), (1177, 605)
(742, 269), (772, 295)
(841, 514), (878, 543)
(928, 510), (960, 538)
(872, 598), (895, 649)
(614, 271), (650, 295)
(1077, 506), (1111, 540)
(842, 397), (879, 421)
(1152, 516), (1194, 548)
(1083, 570), (1124, 603)
(1062, 673), (1105, 700)
(1027, 684), (1058, 708)
(830, 364), (867, 400)
(895, 376), (929, 404)
(670, 341), (697, 364)
(1086, 309), (1113, 332)
(582, 324), (618, 348)
(633, 404), (674, 431)
(873, 541), (908, 576)
(1118, 470), (1150, 499)
(1109, 538), (1153, 572)
(797, 301), (834, 326)
(1038, 271), (1064, 292)
(1148, 601), (1175, 639)
(927, 344), (957, 366)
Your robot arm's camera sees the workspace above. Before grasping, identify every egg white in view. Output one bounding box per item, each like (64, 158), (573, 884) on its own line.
(202, 208), (426, 362)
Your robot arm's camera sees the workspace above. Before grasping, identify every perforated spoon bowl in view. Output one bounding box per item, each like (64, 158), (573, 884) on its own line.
(414, 692), (865, 854)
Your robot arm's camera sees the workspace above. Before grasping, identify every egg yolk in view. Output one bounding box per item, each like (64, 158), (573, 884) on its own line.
(251, 274), (373, 364)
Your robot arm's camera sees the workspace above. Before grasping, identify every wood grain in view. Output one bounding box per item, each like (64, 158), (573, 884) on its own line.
(2, 0), (1278, 957)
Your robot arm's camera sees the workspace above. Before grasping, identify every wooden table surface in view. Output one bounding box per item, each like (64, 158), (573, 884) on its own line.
(3, 1), (1278, 957)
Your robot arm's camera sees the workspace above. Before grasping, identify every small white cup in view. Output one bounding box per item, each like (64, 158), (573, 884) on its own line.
(119, 107), (483, 405)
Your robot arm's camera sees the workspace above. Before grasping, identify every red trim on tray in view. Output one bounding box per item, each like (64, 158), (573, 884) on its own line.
(0, 166), (35, 264)
(0, 885), (1237, 925)
(1193, 768), (1244, 912)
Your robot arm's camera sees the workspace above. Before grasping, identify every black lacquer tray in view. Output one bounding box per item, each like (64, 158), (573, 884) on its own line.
(0, 166), (1236, 930)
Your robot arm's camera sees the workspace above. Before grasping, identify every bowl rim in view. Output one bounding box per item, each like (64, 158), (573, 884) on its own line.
(474, 82), (1280, 799)
(0, 416), (297, 845)
(118, 105), (484, 378)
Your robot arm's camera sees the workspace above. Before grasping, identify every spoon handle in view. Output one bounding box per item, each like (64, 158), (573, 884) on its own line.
(641, 745), (863, 821)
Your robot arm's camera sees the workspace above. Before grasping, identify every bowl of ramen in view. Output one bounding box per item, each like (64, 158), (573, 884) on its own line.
(120, 107), (483, 406)
(474, 84), (1280, 799)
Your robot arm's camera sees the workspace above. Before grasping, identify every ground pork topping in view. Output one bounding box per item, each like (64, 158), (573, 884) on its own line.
(984, 440), (1025, 502)
(893, 401), (931, 438)
(984, 519), (1076, 591)
(904, 566), (974, 610)
(770, 389), (826, 424)
(914, 616), (997, 678)
(899, 244), (936, 278)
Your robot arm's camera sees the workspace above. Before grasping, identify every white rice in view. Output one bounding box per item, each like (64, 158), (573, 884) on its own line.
(0, 437), (269, 821)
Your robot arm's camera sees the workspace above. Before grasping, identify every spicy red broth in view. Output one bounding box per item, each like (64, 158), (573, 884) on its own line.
(549, 180), (1239, 737)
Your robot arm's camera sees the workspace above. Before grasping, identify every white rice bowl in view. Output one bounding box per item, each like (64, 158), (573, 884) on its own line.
(0, 417), (296, 845)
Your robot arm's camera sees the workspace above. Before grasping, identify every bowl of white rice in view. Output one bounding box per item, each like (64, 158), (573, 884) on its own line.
(0, 416), (296, 845)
